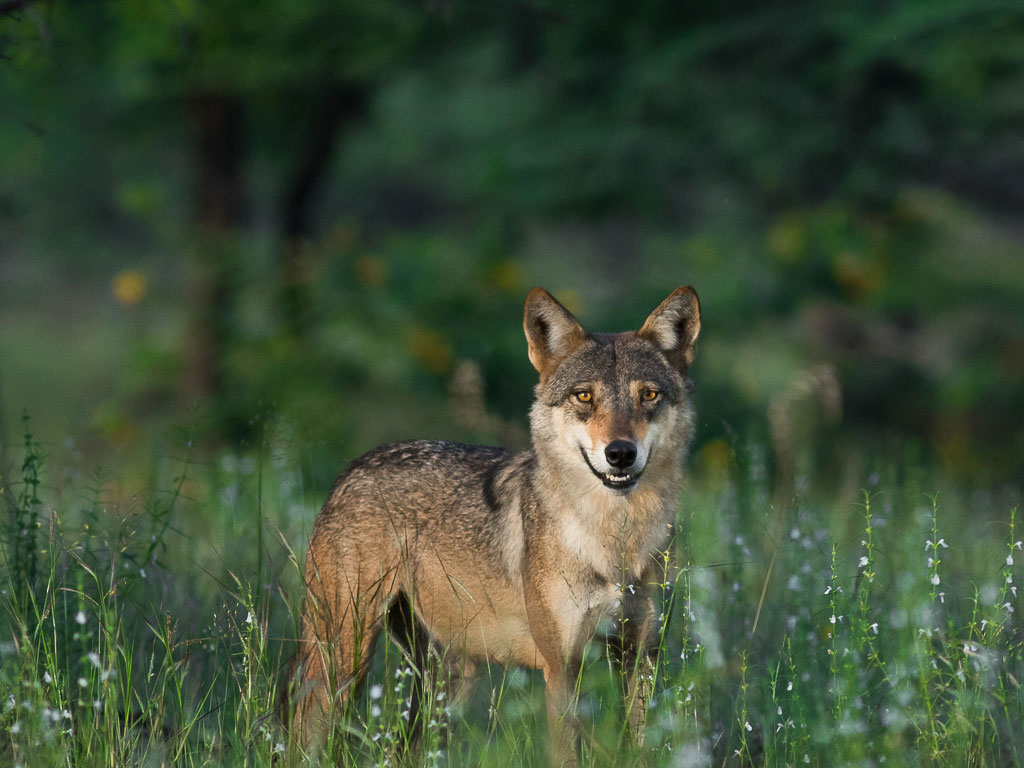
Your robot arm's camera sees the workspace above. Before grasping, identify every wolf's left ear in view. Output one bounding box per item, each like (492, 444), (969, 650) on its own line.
(523, 287), (586, 379)
(638, 286), (701, 371)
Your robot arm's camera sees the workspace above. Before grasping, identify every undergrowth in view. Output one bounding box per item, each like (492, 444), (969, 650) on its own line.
(1, 417), (1021, 767)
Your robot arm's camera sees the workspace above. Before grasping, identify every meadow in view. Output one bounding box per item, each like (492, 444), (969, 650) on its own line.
(2, 410), (1021, 768)
(4, 1), (1024, 764)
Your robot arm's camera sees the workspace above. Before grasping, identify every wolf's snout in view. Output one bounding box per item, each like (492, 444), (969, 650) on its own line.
(604, 440), (637, 470)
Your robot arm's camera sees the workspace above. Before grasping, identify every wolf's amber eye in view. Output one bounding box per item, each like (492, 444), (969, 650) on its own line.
(641, 389), (660, 402)
(574, 391), (593, 403)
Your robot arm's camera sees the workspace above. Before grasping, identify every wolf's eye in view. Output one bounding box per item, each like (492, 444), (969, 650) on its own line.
(574, 391), (593, 403)
(641, 389), (660, 402)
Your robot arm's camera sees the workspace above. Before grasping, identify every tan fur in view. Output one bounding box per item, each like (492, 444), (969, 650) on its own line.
(293, 286), (701, 766)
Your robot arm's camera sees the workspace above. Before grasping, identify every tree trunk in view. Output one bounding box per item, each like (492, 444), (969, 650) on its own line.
(280, 83), (366, 339)
(187, 94), (243, 401)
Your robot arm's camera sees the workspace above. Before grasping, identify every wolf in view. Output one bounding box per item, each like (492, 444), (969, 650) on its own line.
(293, 286), (701, 766)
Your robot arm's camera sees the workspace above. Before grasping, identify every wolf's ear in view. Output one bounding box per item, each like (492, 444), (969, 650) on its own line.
(523, 287), (585, 378)
(638, 286), (701, 370)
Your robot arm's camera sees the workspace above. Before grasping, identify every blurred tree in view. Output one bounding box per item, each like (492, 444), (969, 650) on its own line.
(2, 0), (1023, 478)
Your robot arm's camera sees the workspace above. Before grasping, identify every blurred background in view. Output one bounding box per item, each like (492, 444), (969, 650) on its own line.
(2, 0), (1023, 500)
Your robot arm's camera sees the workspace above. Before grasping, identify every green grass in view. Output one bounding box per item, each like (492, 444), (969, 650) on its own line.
(2, 416), (1022, 767)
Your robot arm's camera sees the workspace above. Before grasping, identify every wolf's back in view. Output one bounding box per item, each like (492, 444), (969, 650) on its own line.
(313, 439), (519, 561)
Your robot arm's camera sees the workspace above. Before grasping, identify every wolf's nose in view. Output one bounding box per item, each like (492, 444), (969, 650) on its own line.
(605, 440), (637, 470)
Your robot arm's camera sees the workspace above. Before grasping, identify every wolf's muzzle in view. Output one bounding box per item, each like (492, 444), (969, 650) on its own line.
(579, 446), (643, 492)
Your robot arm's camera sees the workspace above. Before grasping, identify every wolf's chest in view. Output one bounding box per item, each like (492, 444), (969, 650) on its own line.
(555, 490), (669, 579)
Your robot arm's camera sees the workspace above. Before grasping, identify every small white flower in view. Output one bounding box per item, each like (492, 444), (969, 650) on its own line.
(930, 574), (940, 586)
(787, 681), (793, 691)
(87, 652), (101, 668)
(274, 743), (285, 753)
(858, 556), (869, 568)
(43, 671), (52, 683)
(77, 677), (88, 688)
(10, 721), (20, 734)
(1007, 555), (1015, 566)
(745, 721), (752, 732)
(869, 622), (879, 635)
(824, 586), (832, 595)
(371, 704), (381, 718)
(75, 611), (87, 626)
(369, 684), (383, 700)
(245, 612), (253, 625)
(804, 755), (810, 764)
(1003, 602), (1014, 614)
(829, 615), (837, 625)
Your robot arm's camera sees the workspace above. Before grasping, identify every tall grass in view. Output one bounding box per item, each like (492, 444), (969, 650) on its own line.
(2, 420), (1021, 766)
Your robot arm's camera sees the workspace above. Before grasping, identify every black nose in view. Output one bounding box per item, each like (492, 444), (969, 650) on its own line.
(604, 440), (637, 470)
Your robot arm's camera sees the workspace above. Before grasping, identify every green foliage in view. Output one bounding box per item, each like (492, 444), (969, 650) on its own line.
(2, 421), (1022, 766)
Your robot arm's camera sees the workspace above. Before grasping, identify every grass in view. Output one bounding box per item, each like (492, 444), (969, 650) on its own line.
(1, 414), (1022, 767)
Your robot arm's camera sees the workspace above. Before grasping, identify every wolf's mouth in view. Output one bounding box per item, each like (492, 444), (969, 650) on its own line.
(579, 448), (642, 491)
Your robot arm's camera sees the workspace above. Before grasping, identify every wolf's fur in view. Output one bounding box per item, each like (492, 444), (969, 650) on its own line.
(294, 286), (701, 765)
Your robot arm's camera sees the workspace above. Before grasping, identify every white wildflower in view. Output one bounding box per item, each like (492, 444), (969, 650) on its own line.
(75, 611), (87, 625)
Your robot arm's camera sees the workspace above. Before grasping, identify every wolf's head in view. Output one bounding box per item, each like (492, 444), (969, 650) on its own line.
(524, 287), (701, 496)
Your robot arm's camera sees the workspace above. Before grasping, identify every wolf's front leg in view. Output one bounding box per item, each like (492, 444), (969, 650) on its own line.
(619, 593), (656, 746)
(524, 579), (586, 767)
(542, 658), (581, 768)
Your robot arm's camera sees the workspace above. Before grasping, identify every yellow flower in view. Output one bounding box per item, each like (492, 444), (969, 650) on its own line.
(112, 270), (147, 306)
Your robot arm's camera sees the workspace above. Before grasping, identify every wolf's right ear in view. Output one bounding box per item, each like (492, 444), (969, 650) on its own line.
(638, 286), (701, 371)
(523, 288), (585, 379)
